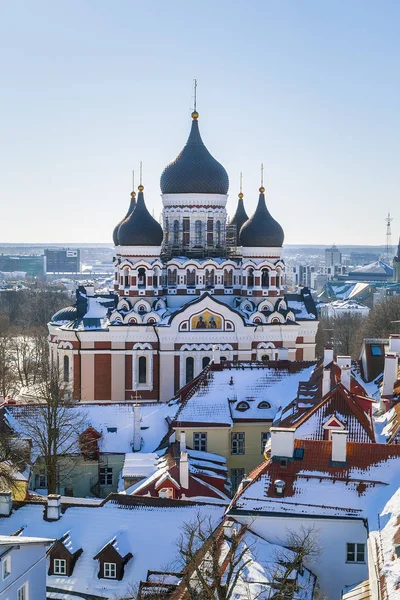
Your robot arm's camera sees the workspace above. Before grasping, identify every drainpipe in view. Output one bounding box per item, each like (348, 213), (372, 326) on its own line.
(153, 325), (161, 403)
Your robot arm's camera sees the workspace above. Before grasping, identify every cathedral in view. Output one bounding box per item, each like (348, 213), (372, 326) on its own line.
(48, 108), (318, 402)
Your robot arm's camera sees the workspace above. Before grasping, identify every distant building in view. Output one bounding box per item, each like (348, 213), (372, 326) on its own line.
(325, 245), (341, 267)
(349, 251), (379, 266)
(44, 248), (80, 274)
(0, 254), (44, 277)
(393, 239), (400, 283)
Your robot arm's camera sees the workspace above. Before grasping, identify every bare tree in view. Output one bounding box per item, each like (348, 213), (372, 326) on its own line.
(363, 296), (400, 339)
(10, 328), (48, 388)
(316, 315), (364, 359)
(0, 434), (30, 493)
(15, 361), (87, 494)
(267, 526), (321, 599)
(0, 324), (18, 400)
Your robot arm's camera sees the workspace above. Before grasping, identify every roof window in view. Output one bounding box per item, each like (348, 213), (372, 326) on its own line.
(236, 401), (250, 412)
(258, 401), (271, 409)
(107, 427), (117, 433)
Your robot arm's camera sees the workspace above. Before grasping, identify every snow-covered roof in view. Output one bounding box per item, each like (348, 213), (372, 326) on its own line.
(173, 363), (315, 426)
(231, 440), (400, 526)
(0, 497), (224, 598)
(121, 453), (159, 479)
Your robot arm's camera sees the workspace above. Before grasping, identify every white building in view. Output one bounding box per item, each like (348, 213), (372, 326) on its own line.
(325, 245), (342, 267)
(48, 108), (318, 403)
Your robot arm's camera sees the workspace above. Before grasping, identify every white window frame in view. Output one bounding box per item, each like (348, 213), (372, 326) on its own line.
(17, 582), (28, 600)
(54, 558), (67, 575)
(261, 432), (270, 454)
(104, 562), (117, 578)
(231, 432), (245, 455)
(346, 542), (366, 563)
(193, 432), (207, 452)
(2, 555), (11, 579)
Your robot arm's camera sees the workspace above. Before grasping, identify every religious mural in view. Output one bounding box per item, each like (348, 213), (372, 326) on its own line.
(191, 310), (223, 330)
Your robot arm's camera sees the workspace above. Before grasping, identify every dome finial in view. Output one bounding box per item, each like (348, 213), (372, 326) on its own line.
(191, 78), (199, 120)
(238, 172), (243, 199)
(259, 163), (265, 194)
(138, 161), (144, 192)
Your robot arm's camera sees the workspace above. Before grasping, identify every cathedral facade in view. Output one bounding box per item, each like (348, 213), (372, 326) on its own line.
(48, 109), (318, 402)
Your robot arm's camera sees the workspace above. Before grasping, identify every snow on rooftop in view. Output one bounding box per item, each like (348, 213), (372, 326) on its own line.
(122, 453), (159, 479)
(0, 500), (224, 598)
(176, 365), (315, 425)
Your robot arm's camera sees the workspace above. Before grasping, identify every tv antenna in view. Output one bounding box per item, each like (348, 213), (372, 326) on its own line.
(385, 212), (393, 262)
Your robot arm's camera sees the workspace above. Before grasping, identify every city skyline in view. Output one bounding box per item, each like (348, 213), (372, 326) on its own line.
(1, 1), (399, 245)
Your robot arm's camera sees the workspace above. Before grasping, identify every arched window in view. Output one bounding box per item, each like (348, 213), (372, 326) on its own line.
(63, 355), (69, 383)
(220, 356), (227, 362)
(205, 269), (214, 287)
(202, 356), (210, 369)
(258, 401), (271, 409)
(195, 220), (203, 246)
(186, 357), (194, 384)
(138, 304), (147, 313)
(138, 267), (146, 288)
(153, 267), (159, 288)
(187, 269), (196, 287)
(167, 269), (177, 287)
(165, 217), (169, 244)
(247, 268), (254, 288)
(224, 269), (233, 288)
(138, 356), (147, 384)
(236, 401), (250, 412)
(261, 269), (269, 288)
(216, 221), (221, 246)
(124, 267), (129, 288)
(173, 220), (179, 245)
(261, 354), (269, 362)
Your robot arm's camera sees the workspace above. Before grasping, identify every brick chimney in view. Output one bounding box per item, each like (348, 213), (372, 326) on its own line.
(324, 347), (334, 367)
(337, 356), (351, 369)
(133, 404), (142, 452)
(179, 452), (189, 490)
(322, 368), (331, 397)
(270, 427), (295, 459)
(340, 365), (351, 391)
(0, 492), (12, 517)
(47, 494), (62, 521)
(331, 430), (348, 463)
(382, 353), (399, 396)
(180, 431), (186, 452)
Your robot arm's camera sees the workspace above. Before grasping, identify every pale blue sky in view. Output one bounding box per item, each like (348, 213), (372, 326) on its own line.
(1, 1), (399, 245)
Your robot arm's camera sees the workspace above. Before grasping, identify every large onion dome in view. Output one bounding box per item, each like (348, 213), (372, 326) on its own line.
(112, 191), (136, 245)
(230, 192), (249, 236)
(239, 187), (284, 247)
(160, 112), (229, 195)
(117, 186), (163, 246)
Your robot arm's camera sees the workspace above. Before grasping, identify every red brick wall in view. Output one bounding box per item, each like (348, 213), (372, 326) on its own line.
(174, 356), (180, 393)
(94, 355), (111, 400)
(296, 348), (304, 361)
(125, 355), (132, 390)
(73, 354), (81, 400)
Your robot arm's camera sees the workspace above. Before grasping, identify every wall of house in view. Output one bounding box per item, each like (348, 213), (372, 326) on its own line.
(174, 422), (272, 482)
(11, 480), (28, 502)
(0, 545), (47, 600)
(233, 514), (368, 600)
(31, 455), (125, 498)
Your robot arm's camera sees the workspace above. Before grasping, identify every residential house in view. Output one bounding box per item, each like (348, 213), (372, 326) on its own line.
(228, 427), (400, 599)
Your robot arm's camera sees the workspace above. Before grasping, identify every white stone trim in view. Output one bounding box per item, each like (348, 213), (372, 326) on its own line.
(162, 194), (228, 207)
(241, 247), (282, 258)
(116, 246), (162, 257)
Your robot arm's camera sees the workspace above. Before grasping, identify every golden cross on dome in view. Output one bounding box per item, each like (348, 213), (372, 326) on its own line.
(132, 170), (135, 190)
(193, 78), (197, 112)
(261, 163), (264, 188)
(240, 172), (243, 194)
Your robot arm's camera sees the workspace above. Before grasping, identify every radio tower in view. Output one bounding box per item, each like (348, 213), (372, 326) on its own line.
(385, 212), (393, 263)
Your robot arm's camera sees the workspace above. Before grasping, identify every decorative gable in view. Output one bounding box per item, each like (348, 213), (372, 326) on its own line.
(93, 534), (133, 581)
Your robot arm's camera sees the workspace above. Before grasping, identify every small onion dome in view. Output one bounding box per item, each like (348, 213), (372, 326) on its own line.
(160, 112), (229, 195)
(51, 306), (78, 323)
(112, 191), (136, 245)
(239, 187), (284, 247)
(230, 193), (249, 235)
(117, 187), (163, 246)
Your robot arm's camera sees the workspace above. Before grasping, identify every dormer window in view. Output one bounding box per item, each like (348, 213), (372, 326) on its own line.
(104, 562), (117, 578)
(258, 401), (271, 409)
(236, 401), (250, 412)
(54, 559), (67, 575)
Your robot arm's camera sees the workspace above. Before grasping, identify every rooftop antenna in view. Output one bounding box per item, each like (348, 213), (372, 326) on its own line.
(385, 211), (393, 262)
(193, 78), (197, 113)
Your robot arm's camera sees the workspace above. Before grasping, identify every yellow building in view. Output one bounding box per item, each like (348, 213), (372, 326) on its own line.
(171, 360), (315, 491)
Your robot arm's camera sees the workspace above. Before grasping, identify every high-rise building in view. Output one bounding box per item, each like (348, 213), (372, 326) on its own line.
(49, 108), (318, 402)
(325, 245), (341, 267)
(44, 248), (80, 274)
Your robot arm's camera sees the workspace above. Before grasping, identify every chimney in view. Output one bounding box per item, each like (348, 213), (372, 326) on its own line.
(382, 353), (399, 396)
(212, 344), (220, 365)
(331, 430), (348, 463)
(340, 365), (351, 391)
(389, 334), (400, 355)
(179, 451), (189, 490)
(337, 356), (351, 369)
(322, 368), (331, 397)
(274, 479), (286, 496)
(85, 285), (95, 297)
(47, 494), (62, 521)
(180, 431), (186, 452)
(323, 347), (334, 367)
(133, 404), (142, 452)
(270, 427), (295, 459)
(0, 492), (12, 517)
